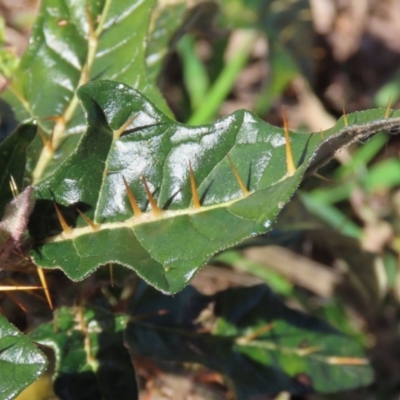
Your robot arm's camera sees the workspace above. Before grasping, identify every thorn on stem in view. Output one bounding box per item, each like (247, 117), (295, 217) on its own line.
(38, 127), (53, 151)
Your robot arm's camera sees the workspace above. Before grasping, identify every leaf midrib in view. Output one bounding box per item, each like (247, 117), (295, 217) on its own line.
(46, 188), (259, 244)
(32, 0), (113, 184)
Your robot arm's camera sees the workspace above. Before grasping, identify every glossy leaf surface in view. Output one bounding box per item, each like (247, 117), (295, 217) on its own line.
(30, 80), (400, 293)
(125, 284), (374, 398)
(0, 313), (47, 400)
(2, 0), (171, 182)
(29, 305), (137, 400)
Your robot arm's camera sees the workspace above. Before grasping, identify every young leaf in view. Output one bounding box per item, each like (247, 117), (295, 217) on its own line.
(0, 186), (35, 266)
(2, 0), (171, 183)
(125, 284), (374, 398)
(0, 313), (47, 400)
(29, 305), (137, 400)
(30, 80), (400, 294)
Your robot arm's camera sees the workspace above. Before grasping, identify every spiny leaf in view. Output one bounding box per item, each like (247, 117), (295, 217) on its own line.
(30, 80), (400, 294)
(0, 313), (47, 400)
(29, 305), (137, 400)
(2, 0), (171, 183)
(125, 284), (374, 398)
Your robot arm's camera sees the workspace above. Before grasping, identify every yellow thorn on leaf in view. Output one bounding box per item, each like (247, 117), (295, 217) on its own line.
(189, 162), (201, 208)
(385, 95), (392, 118)
(282, 107), (296, 176)
(227, 154), (249, 196)
(77, 209), (99, 231)
(114, 115), (139, 139)
(36, 267), (54, 310)
(141, 176), (162, 216)
(54, 203), (72, 234)
(122, 176), (142, 217)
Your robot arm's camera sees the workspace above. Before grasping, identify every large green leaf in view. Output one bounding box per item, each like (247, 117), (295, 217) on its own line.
(0, 313), (47, 400)
(30, 80), (400, 293)
(29, 305), (138, 400)
(0, 121), (36, 218)
(2, 0), (171, 183)
(125, 283), (373, 398)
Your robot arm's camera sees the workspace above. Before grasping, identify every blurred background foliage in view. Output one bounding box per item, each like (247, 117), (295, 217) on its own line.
(3, 0), (400, 399)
